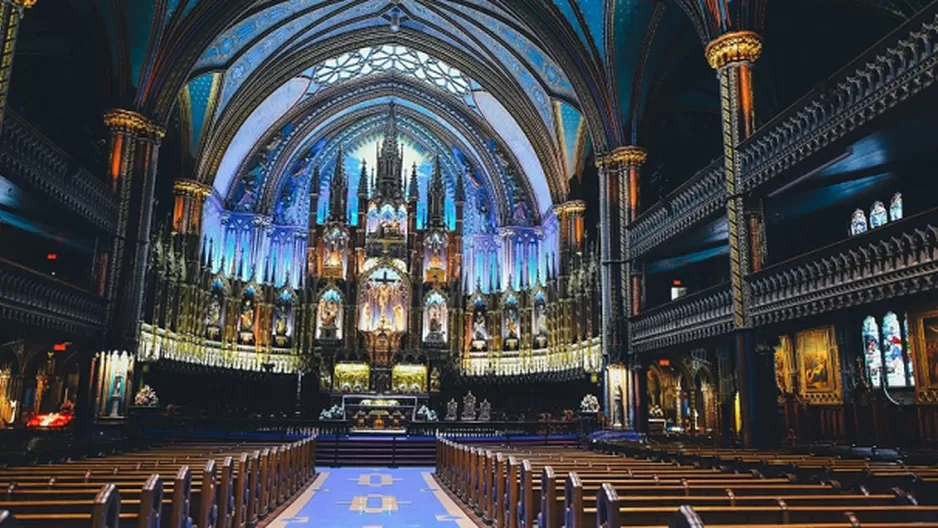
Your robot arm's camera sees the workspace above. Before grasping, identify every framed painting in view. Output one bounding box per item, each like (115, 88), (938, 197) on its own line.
(910, 308), (938, 404)
(774, 335), (793, 394)
(796, 326), (842, 404)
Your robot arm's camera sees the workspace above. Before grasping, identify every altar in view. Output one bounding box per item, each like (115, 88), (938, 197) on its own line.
(340, 394), (426, 432)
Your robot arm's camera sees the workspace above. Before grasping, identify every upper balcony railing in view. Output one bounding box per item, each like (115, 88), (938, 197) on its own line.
(0, 111), (117, 233)
(748, 207), (938, 326)
(627, 159), (725, 259)
(629, 282), (733, 354)
(738, 4), (938, 195)
(0, 257), (106, 338)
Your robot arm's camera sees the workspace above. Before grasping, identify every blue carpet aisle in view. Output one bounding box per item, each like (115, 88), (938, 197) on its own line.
(267, 467), (478, 528)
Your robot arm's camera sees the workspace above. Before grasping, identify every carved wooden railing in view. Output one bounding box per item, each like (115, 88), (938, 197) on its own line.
(627, 159), (725, 258)
(748, 207), (938, 326)
(0, 111), (116, 233)
(738, 4), (938, 194)
(629, 283), (733, 354)
(0, 257), (106, 337)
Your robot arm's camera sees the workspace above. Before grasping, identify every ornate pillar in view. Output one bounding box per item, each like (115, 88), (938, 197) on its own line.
(0, 0), (34, 130)
(705, 30), (763, 446)
(103, 109), (165, 355)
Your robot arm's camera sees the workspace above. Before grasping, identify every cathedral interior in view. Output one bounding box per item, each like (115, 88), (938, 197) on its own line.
(2, 0), (938, 526)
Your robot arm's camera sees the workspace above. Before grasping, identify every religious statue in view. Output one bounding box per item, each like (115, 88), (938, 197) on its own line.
(275, 308), (288, 336)
(320, 299), (339, 328)
(461, 391), (477, 421)
(473, 311), (487, 341)
(429, 367), (441, 393)
(445, 399), (458, 421)
(206, 298), (221, 327)
(108, 375), (124, 418)
(393, 304), (405, 332)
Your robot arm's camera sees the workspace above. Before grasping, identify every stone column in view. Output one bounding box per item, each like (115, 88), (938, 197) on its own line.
(705, 30), (764, 446)
(0, 0), (34, 130)
(103, 109), (165, 355)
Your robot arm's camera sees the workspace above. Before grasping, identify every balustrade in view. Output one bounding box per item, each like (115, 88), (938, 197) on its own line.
(0, 256), (106, 337)
(0, 111), (117, 233)
(748, 207), (938, 326)
(627, 160), (725, 258)
(629, 284), (733, 354)
(738, 5), (938, 194)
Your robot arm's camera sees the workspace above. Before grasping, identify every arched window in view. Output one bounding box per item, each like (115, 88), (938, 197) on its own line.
(889, 192), (903, 222)
(862, 316), (883, 387)
(861, 312), (915, 390)
(850, 209), (868, 236)
(870, 201), (887, 229)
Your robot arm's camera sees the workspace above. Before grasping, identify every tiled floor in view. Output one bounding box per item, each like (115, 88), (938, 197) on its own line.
(266, 467), (478, 528)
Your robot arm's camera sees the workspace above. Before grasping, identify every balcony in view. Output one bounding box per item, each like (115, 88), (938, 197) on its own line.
(627, 160), (725, 259)
(748, 207), (938, 326)
(738, 4), (938, 195)
(0, 257), (106, 338)
(629, 283), (733, 354)
(0, 111), (117, 233)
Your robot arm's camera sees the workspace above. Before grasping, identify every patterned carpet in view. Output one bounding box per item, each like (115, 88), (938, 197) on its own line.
(266, 467), (478, 528)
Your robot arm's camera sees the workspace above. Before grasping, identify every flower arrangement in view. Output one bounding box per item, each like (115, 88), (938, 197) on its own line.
(319, 404), (345, 420)
(416, 405), (438, 422)
(579, 394), (600, 413)
(134, 385), (159, 407)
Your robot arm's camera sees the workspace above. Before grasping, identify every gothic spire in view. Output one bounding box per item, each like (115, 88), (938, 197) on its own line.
(428, 156), (445, 227)
(328, 146), (348, 221)
(375, 102), (404, 200)
(408, 162), (419, 202)
(358, 159), (369, 197)
(455, 165), (466, 203)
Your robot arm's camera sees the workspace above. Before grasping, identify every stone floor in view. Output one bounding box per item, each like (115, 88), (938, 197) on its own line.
(266, 467), (477, 528)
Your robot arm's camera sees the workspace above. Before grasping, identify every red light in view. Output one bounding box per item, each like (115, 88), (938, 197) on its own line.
(672, 280), (681, 286)
(53, 343), (67, 351)
(47, 253), (57, 261)
(659, 359), (671, 367)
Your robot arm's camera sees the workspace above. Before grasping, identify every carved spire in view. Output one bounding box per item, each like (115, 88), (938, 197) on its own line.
(408, 162), (419, 202)
(328, 146), (348, 222)
(455, 164), (466, 203)
(375, 102), (404, 201)
(358, 158), (369, 198)
(428, 156), (445, 227)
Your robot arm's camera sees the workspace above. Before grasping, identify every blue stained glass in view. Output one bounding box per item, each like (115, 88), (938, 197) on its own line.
(850, 209), (868, 236)
(870, 201), (887, 228)
(862, 315), (883, 388)
(882, 312), (908, 388)
(890, 192), (903, 222)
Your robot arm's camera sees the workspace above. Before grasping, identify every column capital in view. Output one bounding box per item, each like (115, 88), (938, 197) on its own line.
(596, 146), (647, 168)
(103, 109), (165, 139)
(173, 179), (212, 199)
(705, 31), (763, 70)
(554, 200), (586, 216)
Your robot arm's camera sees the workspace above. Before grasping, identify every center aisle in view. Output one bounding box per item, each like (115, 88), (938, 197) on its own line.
(268, 467), (478, 528)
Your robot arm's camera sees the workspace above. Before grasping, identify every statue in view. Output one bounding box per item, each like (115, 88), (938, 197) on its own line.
(429, 367), (441, 393)
(275, 308), (288, 336)
(479, 399), (491, 422)
(240, 300), (254, 331)
(320, 299), (339, 327)
(445, 399), (458, 421)
(393, 304), (405, 332)
(473, 311), (487, 341)
(461, 391), (477, 421)
(108, 375), (124, 418)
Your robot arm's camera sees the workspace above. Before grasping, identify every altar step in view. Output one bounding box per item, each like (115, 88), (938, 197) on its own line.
(315, 436), (437, 467)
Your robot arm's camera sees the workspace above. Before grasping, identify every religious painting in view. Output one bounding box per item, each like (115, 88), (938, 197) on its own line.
(272, 289), (293, 348)
(470, 297), (488, 352)
(316, 288), (343, 340)
(205, 278), (226, 342)
(774, 335), (793, 394)
(422, 291), (448, 344)
(503, 295), (520, 351)
(533, 291), (548, 349)
(796, 326), (842, 404)
(238, 286), (257, 345)
(358, 266), (408, 334)
(850, 209), (868, 236)
(909, 308), (938, 403)
(232, 153), (265, 212)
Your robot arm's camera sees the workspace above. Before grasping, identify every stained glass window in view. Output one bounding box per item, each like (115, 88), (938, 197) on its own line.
(890, 192), (903, 222)
(882, 312), (910, 388)
(314, 45), (471, 97)
(870, 201), (888, 229)
(850, 209), (868, 236)
(862, 316), (883, 387)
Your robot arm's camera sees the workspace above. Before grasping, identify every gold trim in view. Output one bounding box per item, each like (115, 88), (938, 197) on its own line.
(103, 109), (166, 139)
(173, 179), (213, 198)
(796, 326), (842, 405)
(596, 145), (647, 168)
(9, 0), (37, 8)
(554, 200), (586, 215)
(705, 31), (763, 70)
(910, 307), (938, 404)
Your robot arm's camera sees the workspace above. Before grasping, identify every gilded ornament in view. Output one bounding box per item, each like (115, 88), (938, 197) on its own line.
(9, 0), (37, 8)
(103, 109), (166, 139)
(705, 31), (763, 70)
(597, 145), (647, 168)
(173, 179), (213, 198)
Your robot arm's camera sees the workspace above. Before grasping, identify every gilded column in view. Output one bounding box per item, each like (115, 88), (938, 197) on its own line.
(103, 109), (165, 354)
(0, 0), (34, 130)
(705, 30), (762, 446)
